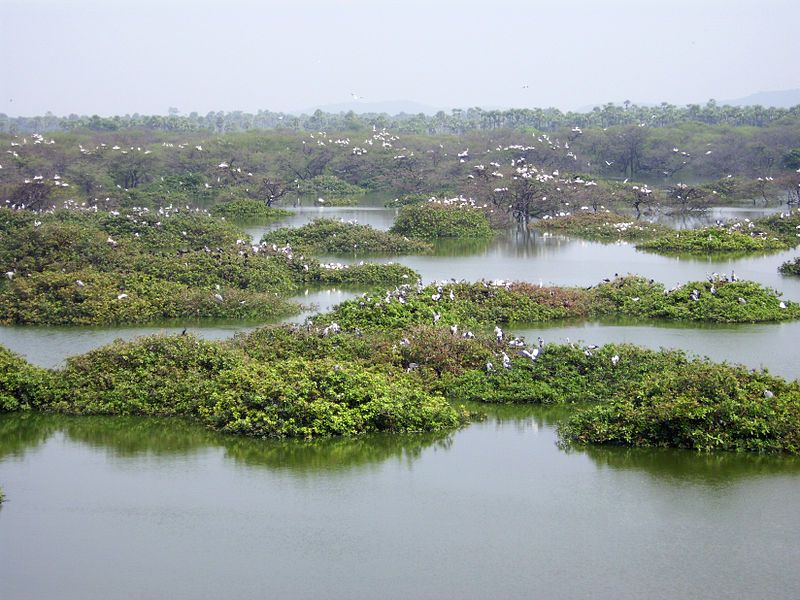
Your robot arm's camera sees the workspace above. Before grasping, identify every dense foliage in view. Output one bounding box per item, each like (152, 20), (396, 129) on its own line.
(637, 226), (790, 253)
(320, 276), (800, 331)
(0, 206), (420, 324)
(537, 208), (800, 255)
(5, 101), (800, 135)
(210, 199), (291, 220)
(262, 219), (433, 255)
(0, 345), (47, 412)
(389, 201), (495, 239)
(2, 321), (799, 451)
(779, 257), (800, 275)
(297, 175), (367, 198)
(536, 211), (670, 242)
(560, 362), (800, 453)
(2, 122), (798, 223)
(32, 335), (468, 439)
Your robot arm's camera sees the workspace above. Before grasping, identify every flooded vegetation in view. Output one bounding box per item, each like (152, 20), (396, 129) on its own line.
(2, 101), (800, 597)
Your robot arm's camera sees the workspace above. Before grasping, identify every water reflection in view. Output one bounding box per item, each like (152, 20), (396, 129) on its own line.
(577, 444), (800, 483)
(0, 413), (455, 475)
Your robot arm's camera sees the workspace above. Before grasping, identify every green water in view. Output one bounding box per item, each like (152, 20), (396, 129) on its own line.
(2, 410), (799, 599)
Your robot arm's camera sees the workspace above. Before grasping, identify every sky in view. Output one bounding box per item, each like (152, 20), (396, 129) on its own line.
(2, 0), (799, 116)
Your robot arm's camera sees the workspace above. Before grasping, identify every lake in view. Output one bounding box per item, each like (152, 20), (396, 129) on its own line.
(1, 196), (799, 599)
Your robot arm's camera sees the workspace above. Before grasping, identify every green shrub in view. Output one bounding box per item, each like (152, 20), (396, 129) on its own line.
(779, 257), (800, 276)
(210, 199), (291, 220)
(320, 276), (799, 331)
(262, 219), (432, 255)
(41, 334), (467, 439)
(536, 211), (670, 241)
(0, 206), (420, 325)
(637, 227), (789, 253)
(384, 192), (456, 207)
(0, 345), (49, 412)
(0, 269), (299, 325)
(298, 175), (367, 198)
(389, 203), (494, 239)
(439, 344), (694, 405)
(315, 262), (419, 286)
(560, 362), (800, 453)
(590, 276), (800, 323)
(198, 358), (466, 438)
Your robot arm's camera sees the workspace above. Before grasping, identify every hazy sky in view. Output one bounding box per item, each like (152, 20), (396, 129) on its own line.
(3, 0), (799, 116)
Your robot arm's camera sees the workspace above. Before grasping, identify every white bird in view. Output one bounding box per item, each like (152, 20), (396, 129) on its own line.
(779, 301), (787, 309)
(116, 293), (128, 300)
(75, 280), (85, 287)
(213, 293), (224, 302)
(450, 324), (458, 336)
(611, 354), (620, 366)
(501, 352), (511, 369)
(494, 326), (503, 342)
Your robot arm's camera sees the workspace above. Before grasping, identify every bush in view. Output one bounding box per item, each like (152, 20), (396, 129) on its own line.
(210, 199), (291, 220)
(560, 361), (800, 453)
(262, 219), (432, 254)
(389, 203), (494, 239)
(439, 344), (694, 405)
(298, 175), (367, 198)
(0, 269), (300, 325)
(535, 211), (670, 242)
(0, 345), (49, 412)
(41, 334), (467, 439)
(779, 257), (800, 276)
(320, 276), (800, 331)
(198, 358), (466, 438)
(384, 192), (456, 207)
(0, 206), (422, 325)
(590, 276), (800, 323)
(637, 227), (789, 253)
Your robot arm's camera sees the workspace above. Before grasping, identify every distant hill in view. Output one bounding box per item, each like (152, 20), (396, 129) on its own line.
(293, 100), (441, 116)
(721, 89), (800, 108)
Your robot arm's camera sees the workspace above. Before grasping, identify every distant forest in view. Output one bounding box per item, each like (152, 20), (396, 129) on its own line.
(3, 100), (800, 135)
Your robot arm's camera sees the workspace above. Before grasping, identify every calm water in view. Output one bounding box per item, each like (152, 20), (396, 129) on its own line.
(2, 197), (800, 598)
(2, 410), (799, 599)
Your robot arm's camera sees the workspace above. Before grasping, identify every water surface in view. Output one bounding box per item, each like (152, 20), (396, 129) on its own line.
(1, 410), (799, 600)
